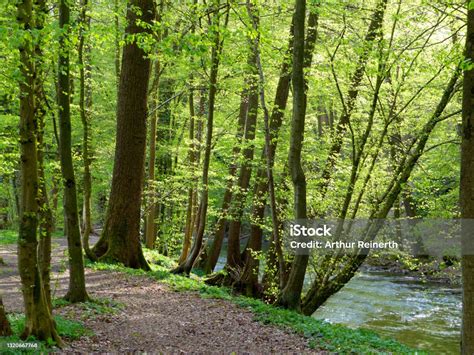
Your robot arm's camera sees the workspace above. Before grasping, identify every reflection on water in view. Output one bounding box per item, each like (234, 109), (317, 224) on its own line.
(312, 271), (461, 353)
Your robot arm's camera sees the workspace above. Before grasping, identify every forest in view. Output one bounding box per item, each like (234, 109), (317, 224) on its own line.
(1, 0), (474, 353)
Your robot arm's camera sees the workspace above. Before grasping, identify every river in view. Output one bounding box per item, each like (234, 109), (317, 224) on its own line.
(312, 270), (461, 353)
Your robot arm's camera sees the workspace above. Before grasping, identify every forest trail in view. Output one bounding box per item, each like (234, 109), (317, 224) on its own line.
(0, 239), (314, 353)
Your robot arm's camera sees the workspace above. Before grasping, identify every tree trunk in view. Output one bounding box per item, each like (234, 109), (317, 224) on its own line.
(58, 0), (89, 302)
(93, 0), (155, 271)
(16, 0), (62, 344)
(180, 90), (204, 263)
(145, 62), (161, 249)
(318, 0), (388, 198)
(246, 7), (318, 296)
(172, 1), (226, 275)
(114, 0), (120, 91)
(0, 296), (12, 336)
(78, 0), (96, 261)
(195, 85), (249, 273)
(179, 89), (196, 262)
(276, 0), (308, 311)
(35, 0), (54, 311)
(461, 5), (474, 353)
(225, 49), (259, 272)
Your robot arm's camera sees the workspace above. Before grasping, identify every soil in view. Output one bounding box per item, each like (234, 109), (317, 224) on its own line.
(0, 238), (316, 353)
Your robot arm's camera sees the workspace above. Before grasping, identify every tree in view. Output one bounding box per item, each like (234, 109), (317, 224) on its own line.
(172, 0), (227, 275)
(276, 0), (308, 311)
(461, 2), (474, 352)
(16, 0), (62, 344)
(145, 61), (161, 250)
(0, 296), (12, 336)
(78, 0), (95, 261)
(318, 0), (388, 200)
(36, 0), (54, 310)
(301, 66), (461, 315)
(144, 2), (165, 250)
(195, 83), (251, 274)
(92, 0), (155, 270)
(58, 0), (89, 302)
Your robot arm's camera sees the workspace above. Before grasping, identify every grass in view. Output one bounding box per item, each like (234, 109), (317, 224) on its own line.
(0, 314), (90, 354)
(0, 230), (18, 245)
(85, 249), (422, 354)
(0, 229), (64, 246)
(53, 297), (125, 319)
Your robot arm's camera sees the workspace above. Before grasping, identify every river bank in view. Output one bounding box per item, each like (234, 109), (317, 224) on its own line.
(365, 250), (461, 285)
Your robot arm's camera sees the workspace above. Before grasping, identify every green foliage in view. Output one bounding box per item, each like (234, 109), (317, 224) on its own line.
(0, 229), (63, 245)
(0, 230), (17, 245)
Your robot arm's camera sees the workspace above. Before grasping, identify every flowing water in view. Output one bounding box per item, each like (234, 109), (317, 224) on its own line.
(216, 245), (460, 353)
(312, 270), (461, 353)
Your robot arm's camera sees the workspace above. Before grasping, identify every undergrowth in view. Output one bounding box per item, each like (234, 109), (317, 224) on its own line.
(85, 249), (422, 354)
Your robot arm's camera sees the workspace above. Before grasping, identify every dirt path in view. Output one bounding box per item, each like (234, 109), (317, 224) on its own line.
(0, 240), (314, 353)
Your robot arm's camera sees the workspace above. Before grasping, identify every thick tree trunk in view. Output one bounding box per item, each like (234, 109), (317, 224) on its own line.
(461, 5), (474, 353)
(16, 0), (62, 344)
(276, 0), (308, 311)
(58, 0), (89, 302)
(0, 296), (12, 336)
(114, 0), (120, 91)
(78, 0), (96, 261)
(93, 0), (155, 271)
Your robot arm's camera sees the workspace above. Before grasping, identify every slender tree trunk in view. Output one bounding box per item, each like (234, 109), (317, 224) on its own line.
(180, 90), (204, 263)
(195, 86), (248, 273)
(276, 0), (308, 311)
(172, 1), (225, 275)
(178, 0), (198, 264)
(318, 0), (388, 198)
(0, 296), (12, 336)
(17, 0), (62, 344)
(93, 0), (155, 271)
(58, 0), (89, 302)
(246, 7), (318, 296)
(225, 51), (259, 271)
(301, 67), (461, 316)
(145, 62), (160, 249)
(179, 91), (195, 262)
(35, 0), (53, 311)
(461, 5), (474, 352)
(78, 0), (96, 261)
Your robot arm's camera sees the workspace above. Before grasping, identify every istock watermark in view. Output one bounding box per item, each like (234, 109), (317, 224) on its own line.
(284, 219), (474, 256)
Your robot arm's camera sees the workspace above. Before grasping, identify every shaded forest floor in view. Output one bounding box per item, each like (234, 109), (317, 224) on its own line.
(0, 236), (416, 353)
(0, 237), (313, 353)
